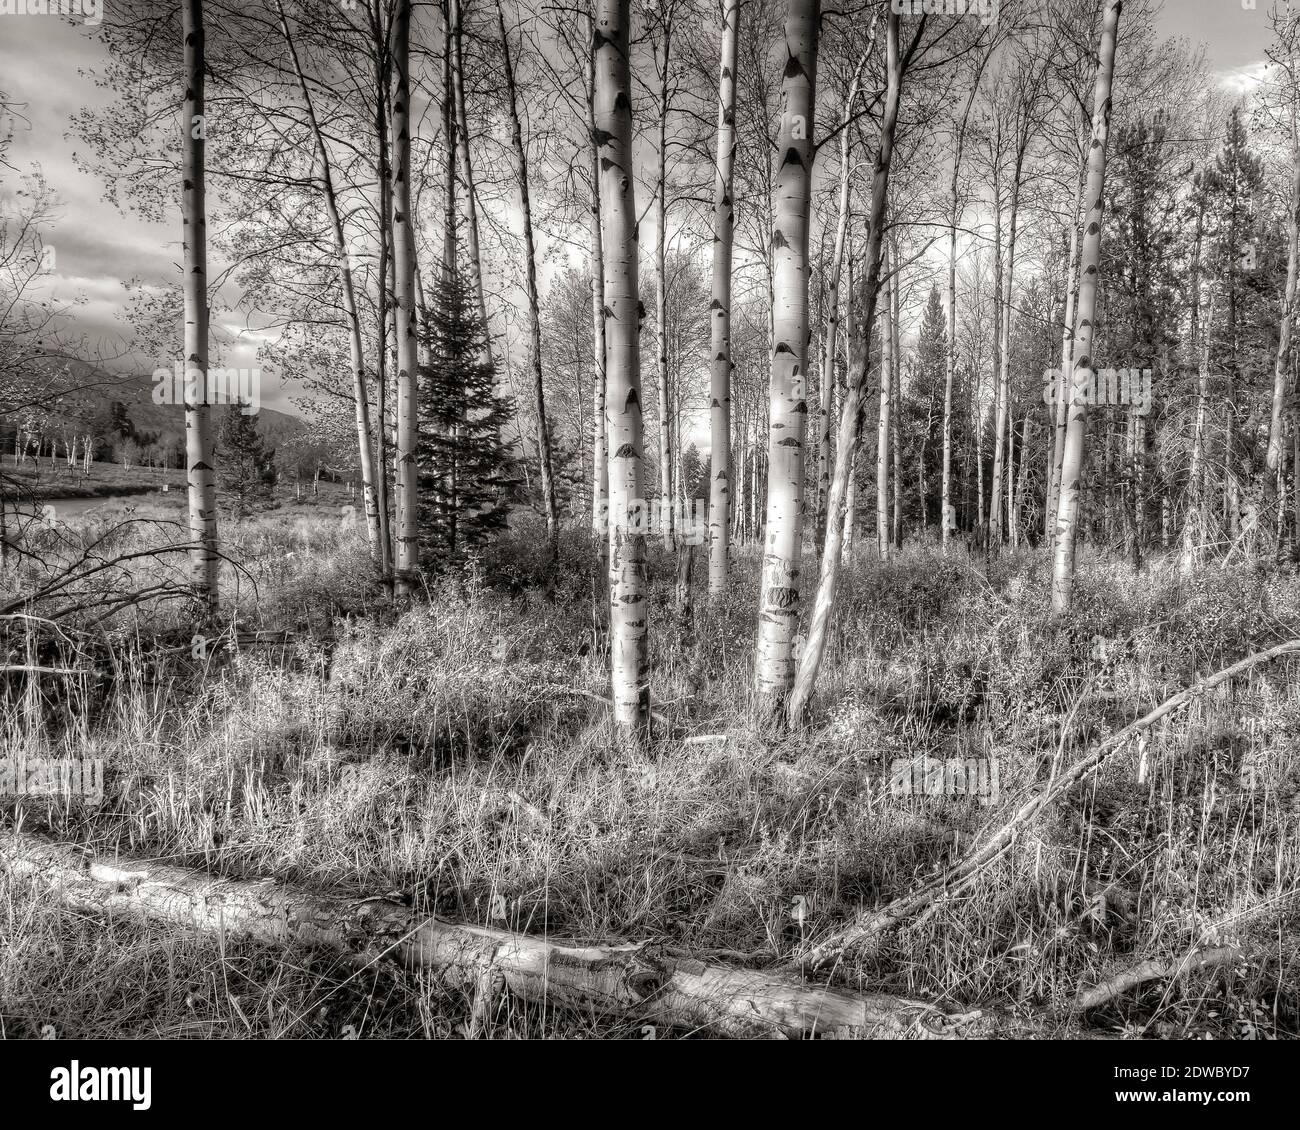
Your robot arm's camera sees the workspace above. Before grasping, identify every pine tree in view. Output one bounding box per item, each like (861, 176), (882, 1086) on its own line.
(417, 267), (515, 562)
(217, 405), (275, 517)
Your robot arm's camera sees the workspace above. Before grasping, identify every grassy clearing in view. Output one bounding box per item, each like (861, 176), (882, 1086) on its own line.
(2, 513), (1298, 1038)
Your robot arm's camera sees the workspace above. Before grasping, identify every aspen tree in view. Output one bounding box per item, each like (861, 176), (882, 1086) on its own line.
(275, 0), (381, 561)
(876, 243), (893, 562)
(790, 9), (906, 723)
(1051, 0), (1122, 615)
(391, 0), (420, 594)
(816, 20), (876, 548)
(753, 0), (820, 724)
(708, 0), (740, 594)
(182, 0), (219, 613)
(498, 0), (559, 558)
(595, 0), (649, 734)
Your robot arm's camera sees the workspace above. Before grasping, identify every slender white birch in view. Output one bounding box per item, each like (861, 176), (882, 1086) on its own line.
(182, 0), (219, 613)
(595, 0), (648, 734)
(790, 9), (904, 723)
(754, 0), (819, 723)
(390, 0), (420, 594)
(498, 0), (559, 556)
(708, 0), (740, 594)
(1051, 0), (1121, 615)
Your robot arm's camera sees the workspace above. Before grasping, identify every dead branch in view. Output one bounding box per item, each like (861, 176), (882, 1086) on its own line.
(804, 639), (1300, 968)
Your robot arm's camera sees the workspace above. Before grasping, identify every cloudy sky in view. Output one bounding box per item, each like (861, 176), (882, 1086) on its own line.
(0, 0), (1283, 421)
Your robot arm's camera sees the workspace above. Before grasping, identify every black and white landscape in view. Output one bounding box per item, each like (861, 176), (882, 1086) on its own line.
(1, 0), (1298, 1055)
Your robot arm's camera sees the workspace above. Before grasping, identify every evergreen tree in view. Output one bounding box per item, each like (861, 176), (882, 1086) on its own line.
(217, 405), (275, 516)
(417, 267), (516, 561)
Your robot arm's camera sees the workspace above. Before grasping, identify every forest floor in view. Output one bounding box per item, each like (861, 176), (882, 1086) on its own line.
(1, 510), (1298, 1039)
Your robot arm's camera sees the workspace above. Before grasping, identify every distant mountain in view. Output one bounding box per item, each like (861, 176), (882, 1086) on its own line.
(48, 364), (307, 447)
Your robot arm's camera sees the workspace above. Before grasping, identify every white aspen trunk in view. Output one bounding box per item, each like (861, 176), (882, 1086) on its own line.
(876, 245), (893, 562)
(1180, 291), (1215, 573)
(587, 19), (609, 540)
(182, 0), (219, 614)
(816, 26), (875, 548)
(655, 8), (674, 550)
(276, 0), (381, 561)
(840, 251), (857, 563)
(988, 149), (1006, 543)
(1047, 150), (1085, 541)
(998, 146), (1024, 546)
(753, 0), (819, 724)
(596, 0), (648, 735)
(498, 0), (558, 556)
(891, 330), (901, 548)
(390, 0), (420, 594)
(708, 0), (740, 594)
(790, 11), (902, 723)
(370, 11), (395, 586)
(1051, 0), (1121, 615)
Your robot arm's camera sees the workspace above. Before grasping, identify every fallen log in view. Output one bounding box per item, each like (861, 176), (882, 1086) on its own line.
(1, 832), (1052, 1039)
(1072, 946), (1242, 1013)
(805, 639), (1300, 968)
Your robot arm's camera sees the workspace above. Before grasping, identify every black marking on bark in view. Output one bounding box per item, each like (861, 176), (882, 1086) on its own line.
(778, 437), (800, 447)
(772, 229), (790, 250)
(615, 91), (631, 114)
(767, 585), (799, 609)
(775, 341), (793, 354)
(783, 54), (807, 81)
(793, 400), (807, 414)
(781, 147), (804, 171)
(614, 443), (638, 458)
(625, 387), (639, 409)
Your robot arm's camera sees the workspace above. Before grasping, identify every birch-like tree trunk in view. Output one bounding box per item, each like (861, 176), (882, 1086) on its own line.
(369, 1), (395, 585)
(1051, 0), (1121, 615)
(753, 0), (819, 724)
(390, 0), (420, 594)
(790, 9), (905, 723)
(1046, 148), (1086, 540)
(816, 26), (875, 548)
(876, 243), (893, 562)
(276, 1), (381, 562)
(1180, 291), (1215, 573)
(498, 0), (558, 557)
(987, 141), (1006, 543)
(707, 0), (740, 594)
(654, 5), (674, 549)
(182, 0), (219, 614)
(587, 15), (608, 540)
(595, 0), (648, 734)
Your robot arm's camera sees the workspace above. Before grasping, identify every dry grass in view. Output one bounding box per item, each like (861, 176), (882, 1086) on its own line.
(2, 512), (1298, 1038)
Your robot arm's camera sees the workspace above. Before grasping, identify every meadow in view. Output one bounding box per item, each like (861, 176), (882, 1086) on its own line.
(2, 506), (1297, 1039)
